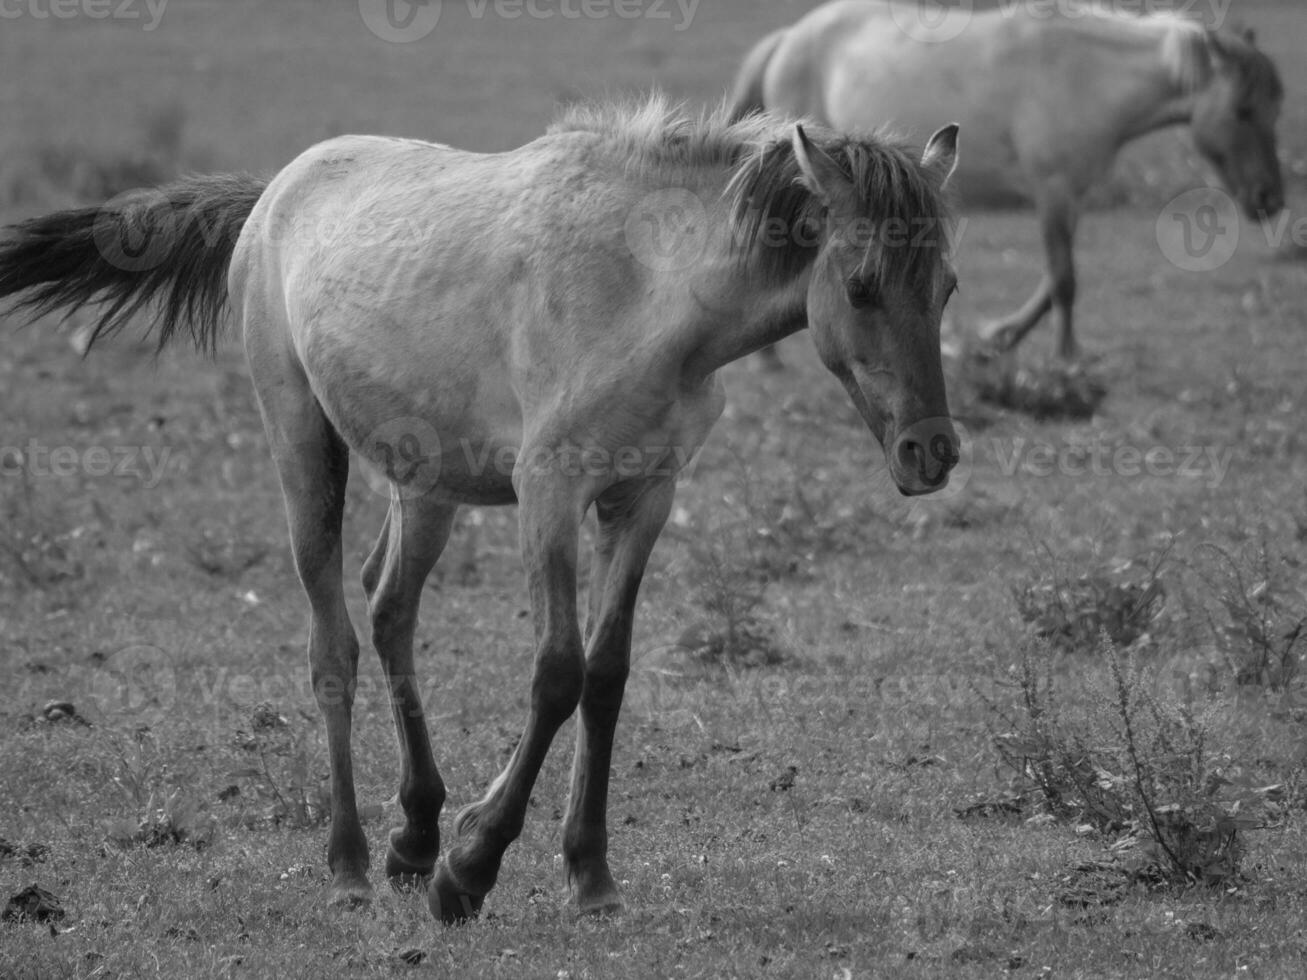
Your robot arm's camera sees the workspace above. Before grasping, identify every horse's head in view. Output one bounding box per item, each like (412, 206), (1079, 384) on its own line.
(794, 124), (961, 497)
(1190, 28), (1284, 219)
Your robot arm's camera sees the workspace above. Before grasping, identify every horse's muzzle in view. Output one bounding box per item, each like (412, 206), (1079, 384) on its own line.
(891, 419), (960, 496)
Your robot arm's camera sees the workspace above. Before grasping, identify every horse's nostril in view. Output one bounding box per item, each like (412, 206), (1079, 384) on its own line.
(897, 439), (924, 475)
(897, 436), (956, 486)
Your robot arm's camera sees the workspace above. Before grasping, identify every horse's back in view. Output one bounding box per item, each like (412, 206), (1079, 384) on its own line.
(229, 129), (662, 503)
(761, 1), (1110, 203)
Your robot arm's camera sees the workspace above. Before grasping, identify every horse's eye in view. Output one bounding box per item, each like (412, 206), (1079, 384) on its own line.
(846, 278), (875, 309)
(1237, 105), (1256, 122)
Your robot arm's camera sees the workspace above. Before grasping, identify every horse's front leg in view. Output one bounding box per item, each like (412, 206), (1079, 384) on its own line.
(563, 477), (676, 915)
(1041, 189), (1080, 360)
(978, 182), (1079, 357)
(361, 497), (458, 889)
(430, 472), (587, 924)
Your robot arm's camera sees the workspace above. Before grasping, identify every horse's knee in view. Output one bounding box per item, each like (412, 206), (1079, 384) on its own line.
(369, 592), (415, 651)
(581, 651), (630, 716)
(531, 636), (585, 720)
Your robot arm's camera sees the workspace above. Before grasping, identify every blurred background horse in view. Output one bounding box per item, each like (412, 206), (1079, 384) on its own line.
(732, 0), (1284, 362)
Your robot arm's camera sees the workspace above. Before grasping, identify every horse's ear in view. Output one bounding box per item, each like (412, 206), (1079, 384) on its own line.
(922, 123), (959, 187)
(792, 124), (854, 209)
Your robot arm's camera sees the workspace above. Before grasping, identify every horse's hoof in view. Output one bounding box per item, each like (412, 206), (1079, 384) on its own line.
(976, 320), (1021, 351)
(328, 875), (374, 908)
(428, 862), (484, 925)
(385, 832), (436, 892)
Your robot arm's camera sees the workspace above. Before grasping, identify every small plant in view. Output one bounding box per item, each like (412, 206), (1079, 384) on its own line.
(1194, 532), (1305, 689)
(183, 520), (269, 578)
(228, 703), (331, 828)
(103, 730), (213, 849)
(984, 637), (1281, 887)
(106, 786), (213, 850)
(965, 354), (1107, 421)
(673, 534), (783, 667)
(1014, 550), (1168, 652)
(668, 457), (786, 667)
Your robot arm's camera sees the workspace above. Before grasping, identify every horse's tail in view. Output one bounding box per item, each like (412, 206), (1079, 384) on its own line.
(0, 172), (268, 353)
(728, 27), (788, 121)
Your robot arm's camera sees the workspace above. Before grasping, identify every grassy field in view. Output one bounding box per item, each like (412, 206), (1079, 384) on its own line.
(2, 1), (1307, 977)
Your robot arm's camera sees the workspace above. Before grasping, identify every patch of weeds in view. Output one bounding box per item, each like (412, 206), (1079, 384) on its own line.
(105, 786), (213, 850)
(983, 637), (1284, 887)
(750, 471), (870, 578)
(965, 354), (1108, 421)
(101, 730), (213, 849)
(1014, 549), (1168, 652)
(228, 703), (331, 828)
(1193, 531), (1305, 689)
(666, 457), (787, 667)
(0, 840), (49, 867)
(183, 521), (269, 578)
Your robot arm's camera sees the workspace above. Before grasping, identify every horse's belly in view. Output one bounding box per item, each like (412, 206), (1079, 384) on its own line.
(297, 318), (524, 506)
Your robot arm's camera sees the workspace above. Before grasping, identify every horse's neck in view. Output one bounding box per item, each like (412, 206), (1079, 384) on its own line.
(681, 260), (810, 379)
(629, 164), (806, 378)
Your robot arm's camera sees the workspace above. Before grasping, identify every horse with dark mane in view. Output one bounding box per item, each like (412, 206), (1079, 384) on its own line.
(0, 97), (962, 922)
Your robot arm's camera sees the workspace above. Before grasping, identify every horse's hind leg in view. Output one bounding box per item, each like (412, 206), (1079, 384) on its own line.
(251, 361), (370, 905)
(563, 478), (675, 915)
(362, 494), (457, 888)
(979, 183), (1079, 357)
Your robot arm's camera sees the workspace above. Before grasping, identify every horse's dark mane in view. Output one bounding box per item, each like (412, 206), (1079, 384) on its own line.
(724, 126), (951, 288)
(1232, 39), (1284, 104)
(552, 96), (952, 289)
